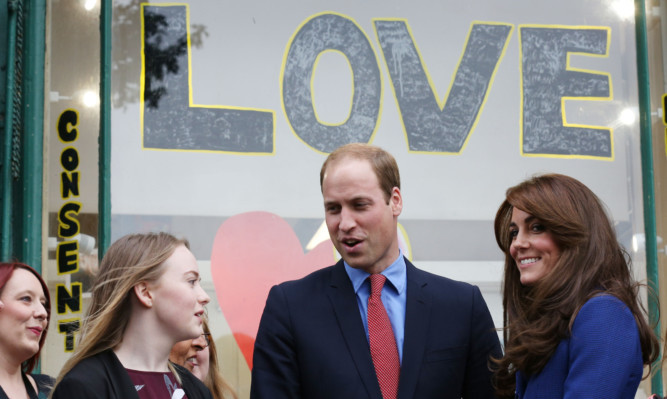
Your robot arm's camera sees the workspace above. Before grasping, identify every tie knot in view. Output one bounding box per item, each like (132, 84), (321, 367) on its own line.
(369, 274), (386, 297)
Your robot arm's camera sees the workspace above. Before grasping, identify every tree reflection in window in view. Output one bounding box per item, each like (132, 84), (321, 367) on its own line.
(143, 8), (187, 109)
(112, 0), (207, 109)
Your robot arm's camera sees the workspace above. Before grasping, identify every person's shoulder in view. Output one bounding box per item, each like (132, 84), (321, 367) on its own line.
(172, 362), (195, 381)
(407, 261), (476, 291)
(52, 355), (110, 398)
(30, 373), (55, 394)
(573, 294), (635, 331)
(60, 351), (114, 383)
(173, 363), (213, 399)
(579, 294), (631, 315)
(276, 263), (338, 288)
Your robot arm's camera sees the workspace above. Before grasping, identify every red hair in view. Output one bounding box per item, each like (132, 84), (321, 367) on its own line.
(0, 262), (51, 372)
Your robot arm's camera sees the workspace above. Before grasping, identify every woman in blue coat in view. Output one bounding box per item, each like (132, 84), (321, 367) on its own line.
(492, 174), (659, 398)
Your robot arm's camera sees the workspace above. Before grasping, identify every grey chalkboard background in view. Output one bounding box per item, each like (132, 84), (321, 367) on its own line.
(111, 0), (639, 222)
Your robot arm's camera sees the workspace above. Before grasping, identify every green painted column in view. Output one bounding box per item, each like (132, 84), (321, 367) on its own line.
(1, 0), (17, 261)
(99, 0), (111, 258)
(21, 0), (46, 271)
(634, 0), (663, 394)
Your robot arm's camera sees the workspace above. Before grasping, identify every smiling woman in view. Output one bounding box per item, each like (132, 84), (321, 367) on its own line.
(50, 232), (213, 399)
(170, 318), (237, 399)
(0, 263), (53, 399)
(491, 174), (659, 399)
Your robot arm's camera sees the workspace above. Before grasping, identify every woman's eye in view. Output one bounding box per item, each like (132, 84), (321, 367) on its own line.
(509, 229), (518, 239)
(531, 223), (545, 233)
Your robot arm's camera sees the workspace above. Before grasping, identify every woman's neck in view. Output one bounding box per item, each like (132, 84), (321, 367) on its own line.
(0, 359), (26, 398)
(0, 354), (22, 380)
(113, 314), (173, 372)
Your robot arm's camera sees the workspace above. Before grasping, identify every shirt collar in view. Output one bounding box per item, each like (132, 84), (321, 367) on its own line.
(344, 250), (406, 294)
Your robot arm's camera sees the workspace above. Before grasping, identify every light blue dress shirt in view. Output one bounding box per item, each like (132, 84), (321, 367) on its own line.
(344, 250), (407, 363)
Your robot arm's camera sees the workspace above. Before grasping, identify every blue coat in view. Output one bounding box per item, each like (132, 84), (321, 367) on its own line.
(516, 295), (644, 398)
(250, 258), (502, 399)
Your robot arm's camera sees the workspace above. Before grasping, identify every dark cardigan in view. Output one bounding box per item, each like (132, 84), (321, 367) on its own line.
(51, 349), (212, 399)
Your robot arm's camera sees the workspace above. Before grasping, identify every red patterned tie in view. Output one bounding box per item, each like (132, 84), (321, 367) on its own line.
(368, 274), (400, 399)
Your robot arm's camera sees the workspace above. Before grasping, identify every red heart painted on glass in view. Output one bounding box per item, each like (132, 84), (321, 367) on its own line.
(210, 211), (335, 369)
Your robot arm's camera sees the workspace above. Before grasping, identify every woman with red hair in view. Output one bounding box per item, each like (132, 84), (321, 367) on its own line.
(0, 262), (52, 399)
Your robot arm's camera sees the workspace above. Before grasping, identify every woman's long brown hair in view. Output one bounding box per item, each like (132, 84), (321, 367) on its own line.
(492, 174), (659, 398)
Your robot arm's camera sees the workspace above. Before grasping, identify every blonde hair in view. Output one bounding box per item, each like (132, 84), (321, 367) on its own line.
(53, 232), (188, 387)
(202, 318), (237, 399)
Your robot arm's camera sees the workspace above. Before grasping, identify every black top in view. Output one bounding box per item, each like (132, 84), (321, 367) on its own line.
(0, 373), (54, 399)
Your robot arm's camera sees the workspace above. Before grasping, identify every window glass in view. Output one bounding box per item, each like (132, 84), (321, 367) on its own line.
(42, 0), (655, 396)
(42, 0), (100, 375)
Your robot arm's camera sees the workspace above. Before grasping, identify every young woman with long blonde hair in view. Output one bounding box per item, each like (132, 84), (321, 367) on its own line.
(51, 232), (212, 399)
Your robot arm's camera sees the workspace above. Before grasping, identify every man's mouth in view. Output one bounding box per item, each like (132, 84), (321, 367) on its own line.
(342, 238), (361, 248)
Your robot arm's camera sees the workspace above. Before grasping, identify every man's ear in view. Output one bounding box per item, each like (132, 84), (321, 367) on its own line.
(133, 282), (153, 308)
(390, 187), (403, 216)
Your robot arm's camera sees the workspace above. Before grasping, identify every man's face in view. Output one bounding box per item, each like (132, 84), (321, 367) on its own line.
(322, 157), (402, 274)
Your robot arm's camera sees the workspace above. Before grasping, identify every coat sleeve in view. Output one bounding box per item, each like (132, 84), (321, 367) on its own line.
(563, 295), (644, 398)
(462, 285), (503, 399)
(250, 284), (301, 399)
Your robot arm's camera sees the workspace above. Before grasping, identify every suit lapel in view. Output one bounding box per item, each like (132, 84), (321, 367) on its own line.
(398, 261), (430, 399)
(327, 261), (383, 399)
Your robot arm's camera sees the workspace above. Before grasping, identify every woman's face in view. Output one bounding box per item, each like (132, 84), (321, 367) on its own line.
(509, 207), (561, 285)
(192, 337), (210, 380)
(0, 268), (48, 365)
(149, 245), (210, 342)
(169, 334), (209, 380)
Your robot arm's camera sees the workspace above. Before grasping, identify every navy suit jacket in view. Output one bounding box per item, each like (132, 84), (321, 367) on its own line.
(251, 259), (502, 398)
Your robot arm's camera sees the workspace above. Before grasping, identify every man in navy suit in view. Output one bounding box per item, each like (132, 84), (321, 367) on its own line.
(251, 143), (502, 398)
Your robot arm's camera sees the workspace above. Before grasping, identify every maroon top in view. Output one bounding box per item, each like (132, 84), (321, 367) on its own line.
(126, 369), (190, 399)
